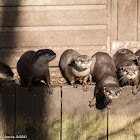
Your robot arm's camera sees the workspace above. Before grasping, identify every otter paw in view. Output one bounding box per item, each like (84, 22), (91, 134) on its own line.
(82, 85), (87, 92)
(132, 86), (139, 95)
(72, 84), (78, 88)
(107, 102), (112, 109)
(89, 98), (96, 107)
(47, 86), (53, 94)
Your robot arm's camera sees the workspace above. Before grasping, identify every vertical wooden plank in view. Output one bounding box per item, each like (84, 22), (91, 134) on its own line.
(118, 0), (138, 41)
(138, 0), (140, 40)
(16, 86), (61, 140)
(111, 0), (118, 41)
(107, 0), (111, 54)
(109, 86), (140, 140)
(62, 86), (107, 140)
(0, 86), (15, 138)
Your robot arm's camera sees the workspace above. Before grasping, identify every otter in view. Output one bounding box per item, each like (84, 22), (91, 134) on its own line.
(113, 49), (139, 95)
(135, 49), (140, 69)
(59, 49), (91, 91)
(0, 61), (14, 85)
(89, 52), (121, 109)
(17, 49), (56, 93)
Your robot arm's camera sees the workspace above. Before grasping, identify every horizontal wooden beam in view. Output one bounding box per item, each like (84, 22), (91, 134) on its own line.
(0, 0), (107, 6)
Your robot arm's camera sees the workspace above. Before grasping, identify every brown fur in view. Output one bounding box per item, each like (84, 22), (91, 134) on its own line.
(113, 49), (139, 95)
(59, 49), (91, 91)
(17, 49), (56, 93)
(89, 52), (121, 108)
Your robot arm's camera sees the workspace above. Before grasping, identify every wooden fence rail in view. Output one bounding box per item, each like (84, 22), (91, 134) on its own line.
(0, 85), (140, 140)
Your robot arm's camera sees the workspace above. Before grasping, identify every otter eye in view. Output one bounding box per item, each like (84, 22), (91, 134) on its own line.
(120, 67), (123, 71)
(103, 87), (106, 91)
(136, 66), (139, 69)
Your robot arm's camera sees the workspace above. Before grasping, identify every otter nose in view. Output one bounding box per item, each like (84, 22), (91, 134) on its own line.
(83, 62), (88, 65)
(109, 89), (120, 96)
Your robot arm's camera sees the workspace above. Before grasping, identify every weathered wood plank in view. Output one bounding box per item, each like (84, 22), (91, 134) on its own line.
(108, 86), (140, 140)
(110, 41), (140, 55)
(0, 6), (107, 26)
(111, 0), (118, 41)
(118, 0), (138, 41)
(0, 0), (107, 6)
(16, 86), (61, 140)
(0, 45), (107, 67)
(62, 86), (107, 140)
(0, 86), (15, 138)
(0, 26), (106, 47)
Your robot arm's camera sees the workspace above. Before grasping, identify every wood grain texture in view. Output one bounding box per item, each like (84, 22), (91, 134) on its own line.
(111, 41), (140, 55)
(111, 0), (118, 41)
(0, 45), (107, 67)
(16, 86), (61, 140)
(0, 26), (106, 47)
(0, 0), (107, 6)
(0, 6), (107, 26)
(118, 0), (138, 41)
(108, 86), (140, 140)
(62, 86), (107, 140)
(0, 86), (15, 138)
(138, 0), (140, 41)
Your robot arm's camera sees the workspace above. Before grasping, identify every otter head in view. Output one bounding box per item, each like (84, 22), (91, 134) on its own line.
(74, 55), (91, 70)
(0, 62), (14, 81)
(36, 49), (56, 64)
(118, 66), (139, 81)
(103, 85), (121, 100)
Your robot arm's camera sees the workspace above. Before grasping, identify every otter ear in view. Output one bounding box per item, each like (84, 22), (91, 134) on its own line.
(37, 51), (42, 56)
(136, 66), (139, 69)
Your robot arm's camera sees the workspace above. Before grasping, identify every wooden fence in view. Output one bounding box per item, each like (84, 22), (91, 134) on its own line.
(0, 85), (140, 140)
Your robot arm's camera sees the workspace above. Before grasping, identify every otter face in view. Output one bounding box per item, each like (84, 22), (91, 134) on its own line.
(37, 49), (56, 64)
(119, 66), (139, 81)
(74, 55), (91, 70)
(0, 62), (14, 81)
(103, 86), (121, 100)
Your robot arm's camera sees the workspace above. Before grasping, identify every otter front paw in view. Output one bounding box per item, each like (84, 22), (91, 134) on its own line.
(82, 82), (88, 92)
(47, 85), (53, 94)
(107, 102), (112, 109)
(71, 82), (77, 88)
(132, 85), (139, 95)
(89, 98), (96, 107)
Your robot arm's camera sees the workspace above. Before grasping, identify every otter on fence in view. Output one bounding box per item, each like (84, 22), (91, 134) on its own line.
(59, 49), (91, 92)
(113, 49), (139, 95)
(89, 52), (121, 109)
(17, 49), (56, 93)
(0, 61), (14, 85)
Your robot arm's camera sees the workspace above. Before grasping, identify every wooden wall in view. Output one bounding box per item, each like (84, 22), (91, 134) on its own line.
(0, 1), (140, 140)
(0, 0), (139, 72)
(0, 0), (108, 69)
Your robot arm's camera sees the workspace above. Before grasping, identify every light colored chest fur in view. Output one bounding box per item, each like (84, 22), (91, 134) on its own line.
(0, 72), (13, 81)
(72, 67), (90, 78)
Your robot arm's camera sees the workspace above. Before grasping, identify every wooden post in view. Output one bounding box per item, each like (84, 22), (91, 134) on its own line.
(15, 86), (61, 140)
(62, 86), (107, 140)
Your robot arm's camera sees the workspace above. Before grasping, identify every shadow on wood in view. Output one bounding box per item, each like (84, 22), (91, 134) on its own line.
(16, 86), (61, 140)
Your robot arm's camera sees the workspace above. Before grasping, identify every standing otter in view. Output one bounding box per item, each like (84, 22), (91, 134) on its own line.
(17, 49), (56, 93)
(59, 49), (91, 91)
(113, 49), (139, 95)
(89, 52), (121, 109)
(0, 61), (14, 85)
(135, 49), (140, 69)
